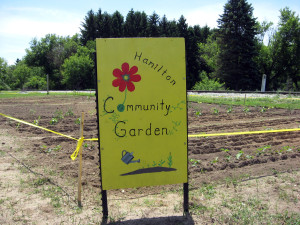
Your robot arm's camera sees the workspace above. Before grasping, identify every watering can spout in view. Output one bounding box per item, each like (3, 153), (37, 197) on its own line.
(129, 159), (140, 164)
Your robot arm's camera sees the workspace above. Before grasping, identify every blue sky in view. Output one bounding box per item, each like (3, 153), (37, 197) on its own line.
(0, 0), (299, 65)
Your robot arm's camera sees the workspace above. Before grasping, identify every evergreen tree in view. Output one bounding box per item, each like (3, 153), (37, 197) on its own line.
(124, 9), (137, 37)
(159, 15), (169, 37)
(111, 11), (124, 37)
(200, 25), (210, 43)
(217, 0), (259, 90)
(138, 12), (148, 37)
(147, 12), (160, 37)
(167, 20), (179, 37)
(102, 12), (112, 38)
(80, 10), (97, 45)
(177, 15), (188, 38)
(177, 16), (202, 89)
(95, 9), (104, 38)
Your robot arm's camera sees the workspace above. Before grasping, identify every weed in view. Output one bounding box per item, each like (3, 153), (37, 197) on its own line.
(260, 106), (267, 113)
(281, 145), (293, 152)
(40, 145), (61, 153)
(33, 178), (49, 187)
(75, 117), (81, 125)
(256, 145), (271, 156)
(33, 116), (40, 125)
(143, 198), (155, 207)
(40, 145), (48, 152)
(51, 145), (62, 152)
(275, 211), (300, 224)
(224, 177), (238, 188)
(83, 143), (89, 148)
(50, 109), (64, 125)
(212, 108), (219, 115)
(200, 184), (216, 199)
(271, 168), (279, 176)
(236, 150), (244, 160)
(211, 157), (219, 164)
(49, 118), (58, 125)
(225, 155), (231, 162)
(264, 127), (274, 130)
(220, 148), (230, 153)
(173, 203), (181, 212)
(190, 158), (201, 167)
(243, 106), (250, 113)
(0, 150), (5, 156)
(190, 202), (209, 214)
(195, 110), (202, 116)
(227, 106), (233, 113)
(41, 186), (63, 209)
(53, 109), (64, 120)
(16, 122), (21, 129)
(246, 155), (253, 159)
(64, 108), (74, 117)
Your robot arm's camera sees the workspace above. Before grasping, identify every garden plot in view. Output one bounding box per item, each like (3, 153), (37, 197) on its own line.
(0, 96), (299, 223)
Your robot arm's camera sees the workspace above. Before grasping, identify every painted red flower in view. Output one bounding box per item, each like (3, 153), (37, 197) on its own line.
(112, 62), (141, 92)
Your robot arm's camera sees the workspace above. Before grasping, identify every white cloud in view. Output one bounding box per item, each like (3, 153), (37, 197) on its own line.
(0, 6), (82, 64)
(185, 3), (224, 27)
(252, 2), (280, 25)
(0, 17), (81, 38)
(0, 7), (82, 38)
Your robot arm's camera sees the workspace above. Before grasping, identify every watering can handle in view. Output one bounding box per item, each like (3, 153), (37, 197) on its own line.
(122, 150), (127, 157)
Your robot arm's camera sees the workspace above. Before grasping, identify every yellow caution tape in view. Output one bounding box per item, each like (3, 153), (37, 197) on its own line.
(70, 137), (84, 160)
(188, 128), (300, 138)
(1, 112), (300, 159)
(0, 112), (78, 141)
(84, 138), (99, 141)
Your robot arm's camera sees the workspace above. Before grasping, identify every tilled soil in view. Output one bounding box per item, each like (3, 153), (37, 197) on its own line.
(1, 96), (299, 192)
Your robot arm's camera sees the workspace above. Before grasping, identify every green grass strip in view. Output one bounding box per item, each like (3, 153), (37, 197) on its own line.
(188, 95), (300, 109)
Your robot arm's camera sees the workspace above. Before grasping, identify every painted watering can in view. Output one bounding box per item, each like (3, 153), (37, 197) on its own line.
(121, 150), (140, 165)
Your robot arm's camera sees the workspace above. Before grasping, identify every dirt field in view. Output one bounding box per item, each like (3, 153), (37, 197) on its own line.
(0, 95), (299, 224)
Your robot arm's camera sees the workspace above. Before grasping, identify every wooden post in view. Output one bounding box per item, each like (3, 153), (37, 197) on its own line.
(47, 74), (49, 95)
(78, 112), (84, 207)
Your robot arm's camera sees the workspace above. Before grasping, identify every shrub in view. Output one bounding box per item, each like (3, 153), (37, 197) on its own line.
(192, 71), (226, 91)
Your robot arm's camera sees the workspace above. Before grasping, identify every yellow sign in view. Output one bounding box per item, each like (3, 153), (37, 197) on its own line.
(96, 38), (187, 190)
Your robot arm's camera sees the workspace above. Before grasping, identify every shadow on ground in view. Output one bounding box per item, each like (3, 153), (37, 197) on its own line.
(104, 215), (195, 225)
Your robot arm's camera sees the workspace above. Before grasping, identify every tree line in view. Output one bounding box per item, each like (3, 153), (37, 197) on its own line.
(0, 0), (299, 91)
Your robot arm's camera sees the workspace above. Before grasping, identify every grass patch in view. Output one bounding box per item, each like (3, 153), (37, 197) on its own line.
(0, 91), (95, 98)
(188, 95), (300, 109)
(0, 150), (6, 156)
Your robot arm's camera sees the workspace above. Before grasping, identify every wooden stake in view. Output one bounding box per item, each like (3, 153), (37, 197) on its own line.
(78, 112), (84, 207)
(47, 74), (49, 95)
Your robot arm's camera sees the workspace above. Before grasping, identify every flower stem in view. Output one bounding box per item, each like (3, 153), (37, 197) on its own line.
(122, 88), (127, 105)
